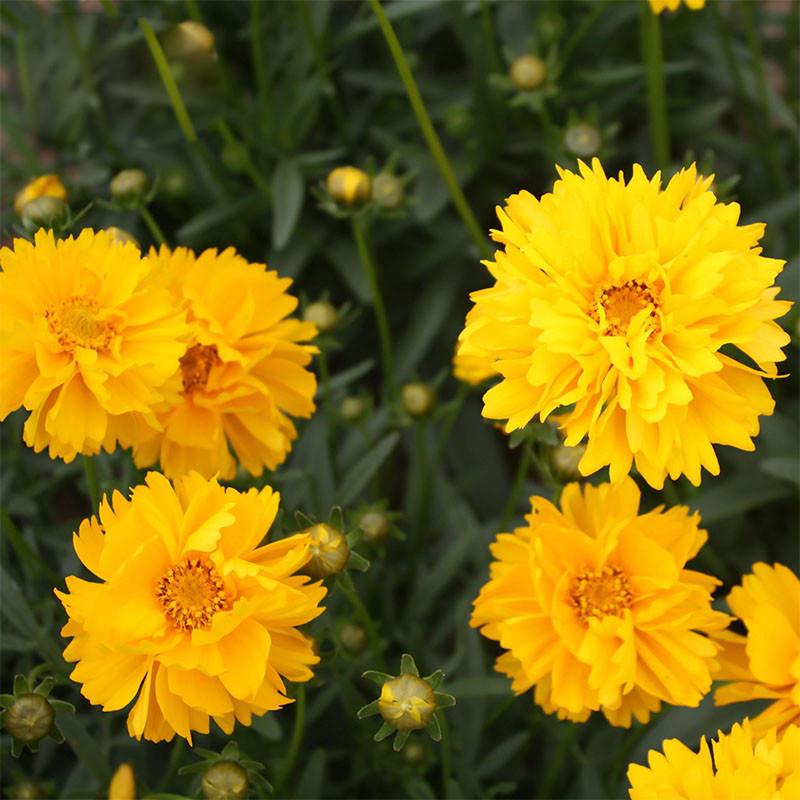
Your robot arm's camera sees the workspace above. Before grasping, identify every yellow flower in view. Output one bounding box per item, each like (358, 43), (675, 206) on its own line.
(470, 477), (729, 726)
(14, 175), (67, 215)
(129, 245), (317, 479)
(458, 160), (790, 488)
(108, 764), (136, 800)
(649, 0), (706, 13)
(453, 308), (496, 387)
(0, 229), (188, 462)
(713, 562), (800, 737)
(326, 166), (371, 206)
(627, 720), (799, 799)
(56, 471), (326, 743)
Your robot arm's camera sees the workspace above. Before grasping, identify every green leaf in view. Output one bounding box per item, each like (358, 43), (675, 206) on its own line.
(424, 670), (444, 689)
(760, 456), (799, 487)
(347, 551), (371, 572)
(373, 721), (394, 742)
(294, 748), (326, 799)
(400, 653), (419, 676)
(425, 714), (442, 742)
(271, 159), (305, 250)
(337, 432), (400, 506)
(393, 729), (411, 752)
(433, 692), (455, 709)
(357, 700), (381, 719)
(362, 671), (394, 686)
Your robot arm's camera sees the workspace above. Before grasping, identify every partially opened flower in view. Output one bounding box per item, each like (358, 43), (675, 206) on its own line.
(0, 229), (188, 462)
(627, 720), (799, 799)
(713, 562), (800, 737)
(649, 0), (705, 13)
(14, 174), (67, 215)
(471, 477), (729, 726)
(56, 471), (326, 743)
(130, 246), (318, 479)
(457, 160), (790, 488)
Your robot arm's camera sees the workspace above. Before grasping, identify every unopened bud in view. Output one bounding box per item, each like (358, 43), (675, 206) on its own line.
(14, 174), (67, 215)
(509, 55), (546, 91)
(443, 104), (472, 139)
(304, 301), (339, 334)
(403, 741), (426, 763)
(20, 197), (69, 229)
(378, 675), (436, 731)
(371, 173), (404, 211)
(108, 763), (136, 800)
(10, 783), (42, 800)
(201, 761), (248, 800)
(164, 20), (216, 63)
(3, 694), (54, 744)
(552, 441), (586, 480)
(564, 123), (602, 158)
(109, 169), (150, 206)
(340, 396), (367, 424)
(340, 623), (367, 653)
(401, 382), (436, 418)
(359, 510), (391, 544)
(104, 227), (140, 248)
(160, 165), (192, 199)
(303, 523), (350, 579)
(326, 166), (371, 207)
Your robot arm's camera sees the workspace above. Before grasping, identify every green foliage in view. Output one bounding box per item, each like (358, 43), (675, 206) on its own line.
(1, 0), (798, 798)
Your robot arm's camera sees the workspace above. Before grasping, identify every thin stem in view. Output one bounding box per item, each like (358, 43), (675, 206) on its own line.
(250, 0), (272, 133)
(439, 713), (453, 796)
(274, 685), (306, 795)
(184, 0), (203, 22)
(639, 2), (670, 170)
(710, 1), (748, 111)
(0, 508), (58, 584)
(318, 347), (337, 480)
(83, 456), (100, 512)
(740, 0), (786, 193)
(98, 0), (119, 17)
(536, 724), (577, 799)
(337, 576), (385, 670)
(412, 422), (430, 546)
(498, 442), (532, 532)
(139, 206), (168, 247)
(368, 0), (489, 259)
(351, 216), (396, 399)
(562, 0), (610, 68)
(214, 118), (272, 202)
(479, 0), (501, 73)
(15, 30), (35, 132)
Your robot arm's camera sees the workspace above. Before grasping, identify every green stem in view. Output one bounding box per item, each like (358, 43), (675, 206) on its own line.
(98, 0), (119, 17)
(351, 216), (396, 399)
(337, 576), (385, 670)
(159, 739), (186, 791)
(368, 0), (489, 259)
(498, 442), (532, 532)
(479, 0), (501, 73)
(184, 0), (203, 22)
(15, 30), (34, 132)
(250, 0), (272, 133)
(610, 723), (650, 781)
(0, 508), (58, 584)
(439, 713), (453, 796)
(710, 1), (748, 112)
(318, 348), (337, 480)
(413, 422), (430, 545)
(740, 0), (786, 193)
(274, 685), (306, 795)
(536, 724), (577, 799)
(214, 118), (272, 202)
(639, 2), (670, 170)
(82, 456), (100, 512)
(139, 206), (168, 247)
(562, 0), (610, 67)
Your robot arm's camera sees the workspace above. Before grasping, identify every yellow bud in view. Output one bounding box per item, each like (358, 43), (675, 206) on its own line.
(371, 173), (404, 210)
(564, 123), (602, 158)
(10, 783), (42, 800)
(104, 227), (140, 248)
(109, 169), (150, 205)
(401, 382), (436, 418)
(509, 55), (546, 90)
(339, 623), (367, 653)
(20, 196), (69, 229)
(403, 741), (426, 763)
(552, 441), (586, 479)
(326, 166), (371, 206)
(359, 510), (391, 544)
(303, 523), (350, 579)
(108, 764), (136, 800)
(304, 301), (339, 334)
(340, 396), (367, 423)
(164, 20), (216, 62)
(3, 694), (54, 743)
(378, 674), (436, 731)
(201, 761), (248, 800)
(14, 174), (67, 215)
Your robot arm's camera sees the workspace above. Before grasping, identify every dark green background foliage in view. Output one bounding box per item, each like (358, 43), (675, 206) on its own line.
(1, 0), (798, 798)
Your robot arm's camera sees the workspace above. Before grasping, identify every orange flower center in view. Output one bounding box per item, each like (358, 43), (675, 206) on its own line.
(593, 280), (660, 336)
(570, 566), (633, 624)
(44, 297), (117, 351)
(180, 344), (220, 393)
(156, 557), (231, 631)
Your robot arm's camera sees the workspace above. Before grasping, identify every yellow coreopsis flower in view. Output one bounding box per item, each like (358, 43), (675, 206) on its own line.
(129, 245), (318, 479)
(108, 764), (136, 800)
(471, 477), (730, 726)
(56, 471), (326, 743)
(649, 0), (706, 13)
(0, 229), (188, 462)
(14, 174), (68, 215)
(713, 562), (800, 737)
(457, 160), (790, 488)
(627, 720), (799, 799)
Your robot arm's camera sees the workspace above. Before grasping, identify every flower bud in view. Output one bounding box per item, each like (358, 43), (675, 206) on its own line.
(303, 301), (339, 334)
(303, 523), (350, 579)
(509, 55), (546, 91)
(164, 20), (216, 63)
(443, 104), (472, 139)
(20, 196), (69, 229)
(326, 166), (371, 207)
(340, 396), (367, 424)
(160, 164), (192, 199)
(358, 510), (391, 544)
(14, 174), (67, 215)
(10, 782), (42, 800)
(3, 694), (54, 744)
(201, 760), (249, 800)
(401, 382), (436, 418)
(378, 674), (436, 731)
(371, 173), (404, 211)
(552, 441), (586, 480)
(104, 227), (140, 248)
(403, 741), (426, 764)
(221, 142), (249, 174)
(564, 123), (602, 158)
(109, 169), (150, 206)
(108, 763), (136, 800)
(340, 623), (367, 653)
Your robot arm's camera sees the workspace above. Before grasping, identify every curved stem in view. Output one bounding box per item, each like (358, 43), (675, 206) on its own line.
(351, 216), (396, 400)
(639, 2), (670, 170)
(337, 575), (385, 670)
(138, 206), (168, 247)
(368, 0), (489, 259)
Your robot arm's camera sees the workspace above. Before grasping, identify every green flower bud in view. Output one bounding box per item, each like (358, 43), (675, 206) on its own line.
(371, 173), (404, 211)
(20, 196), (69, 230)
(303, 523), (350, 579)
(304, 301), (339, 334)
(109, 169), (150, 206)
(378, 675), (436, 731)
(403, 741), (426, 764)
(340, 396), (368, 424)
(509, 55), (546, 91)
(359, 510), (391, 544)
(164, 20), (216, 63)
(401, 382), (436, 418)
(221, 143), (249, 174)
(443, 104), (472, 139)
(552, 441), (586, 480)
(160, 165), (192, 199)
(340, 623), (367, 653)
(201, 760), (249, 800)
(3, 694), (54, 744)
(564, 123), (602, 158)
